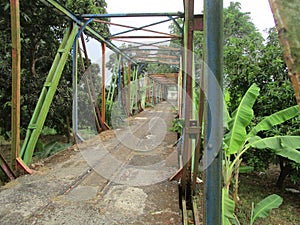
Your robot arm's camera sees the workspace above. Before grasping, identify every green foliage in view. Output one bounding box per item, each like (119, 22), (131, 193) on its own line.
(223, 3), (264, 112)
(224, 84), (300, 197)
(249, 136), (300, 163)
(223, 192), (283, 225)
(223, 84), (298, 224)
(248, 105), (300, 137)
(250, 194), (283, 225)
(225, 84), (260, 155)
(222, 188), (237, 225)
(0, 1), (108, 140)
(35, 139), (70, 159)
(220, 3), (300, 188)
(41, 126), (57, 136)
(169, 118), (184, 134)
(146, 63), (178, 74)
(106, 43), (179, 75)
(63, 0), (109, 36)
(223, 2), (259, 43)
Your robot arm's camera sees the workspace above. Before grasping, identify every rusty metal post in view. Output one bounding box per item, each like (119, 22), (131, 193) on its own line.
(153, 81), (156, 105)
(101, 42), (106, 123)
(120, 60), (127, 113)
(10, 0), (21, 170)
(182, 0), (194, 208)
(80, 34), (104, 132)
(178, 58), (183, 117)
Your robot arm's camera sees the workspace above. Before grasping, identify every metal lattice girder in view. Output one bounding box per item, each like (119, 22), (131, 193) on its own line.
(269, 0), (300, 109)
(148, 73), (178, 85)
(20, 24), (78, 164)
(41, 0), (136, 63)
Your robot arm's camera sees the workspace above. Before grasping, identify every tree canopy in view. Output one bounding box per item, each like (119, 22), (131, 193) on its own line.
(0, 0), (108, 138)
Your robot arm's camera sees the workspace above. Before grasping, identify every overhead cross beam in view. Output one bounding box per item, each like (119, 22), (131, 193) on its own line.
(41, 0), (136, 63)
(81, 12), (184, 18)
(148, 73), (178, 85)
(104, 17), (181, 38)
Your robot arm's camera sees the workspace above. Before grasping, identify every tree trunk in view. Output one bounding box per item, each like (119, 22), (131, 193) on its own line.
(65, 116), (72, 144)
(276, 157), (293, 189)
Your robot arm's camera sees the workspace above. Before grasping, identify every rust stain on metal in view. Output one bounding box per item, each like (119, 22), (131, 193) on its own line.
(193, 15), (203, 31)
(16, 157), (32, 174)
(0, 153), (16, 180)
(10, 0), (21, 170)
(148, 73), (178, 85)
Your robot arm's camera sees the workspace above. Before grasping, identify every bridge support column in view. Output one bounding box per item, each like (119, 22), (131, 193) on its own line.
(10, 0), (21, 170)
(181, 0), (194, 208)
(204, 0), (223, 224)
(20, 24), (78, 164)
(101, 42), (106, 123)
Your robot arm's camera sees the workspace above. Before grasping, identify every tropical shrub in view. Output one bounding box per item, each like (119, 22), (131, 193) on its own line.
(223, 83), (300, 223)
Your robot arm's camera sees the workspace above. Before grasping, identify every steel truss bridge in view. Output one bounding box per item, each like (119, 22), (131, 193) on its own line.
(3, 0), (300, 224)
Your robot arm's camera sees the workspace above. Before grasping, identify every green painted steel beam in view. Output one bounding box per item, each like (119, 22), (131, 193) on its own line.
(20, 24), (78, 164)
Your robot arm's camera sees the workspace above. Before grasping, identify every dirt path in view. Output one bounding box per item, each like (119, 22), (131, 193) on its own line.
(0, 102), (182, 225)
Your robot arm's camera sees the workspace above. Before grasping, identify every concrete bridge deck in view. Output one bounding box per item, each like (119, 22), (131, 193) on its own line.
(0, 102), (181, 225)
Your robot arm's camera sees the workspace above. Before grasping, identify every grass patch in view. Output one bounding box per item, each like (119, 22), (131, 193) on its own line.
(236, 169), (300, 225)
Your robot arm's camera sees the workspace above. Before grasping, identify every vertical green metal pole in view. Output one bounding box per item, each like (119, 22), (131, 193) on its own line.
(101, 42), (106, 123)
(127, 62), (131, 115)
(204, 0), (223, 224)
(153, 81), (156, 105)
(10, 0), (21, 169)
(72, 37), (79, 139)
(178, 58), (183, 116)
(191, 42), (196, 178)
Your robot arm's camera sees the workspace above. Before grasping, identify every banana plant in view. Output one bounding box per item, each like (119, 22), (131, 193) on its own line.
(249, 194), (283, 225)
(223, 83), (300, 223)
(223, 188), (283, 225)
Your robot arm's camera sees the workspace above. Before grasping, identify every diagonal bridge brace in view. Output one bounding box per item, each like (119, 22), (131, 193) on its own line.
(20, 24), (78, 164)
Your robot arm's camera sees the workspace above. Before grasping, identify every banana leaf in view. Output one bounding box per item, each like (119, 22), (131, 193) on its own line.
(222, 188), (235, 225)
(250, 194), (283, 225)
(248, 105), (300, 137)
(276, 147), (300, 163)
(249, 136), (300, 163)
(224, 83), (260, 155)
(224, 101), (231, 130)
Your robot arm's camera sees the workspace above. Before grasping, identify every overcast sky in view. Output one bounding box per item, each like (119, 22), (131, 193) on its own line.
(105, 0), (275, 35)
(87, 0), (275, 64)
